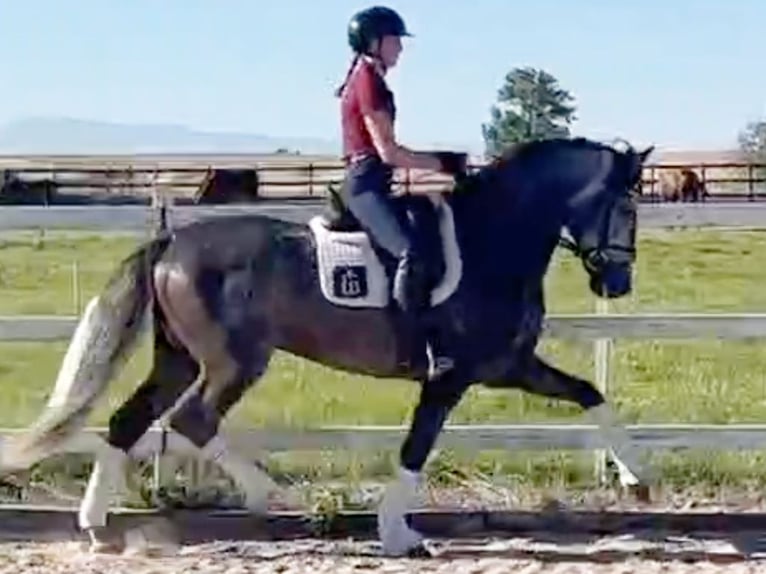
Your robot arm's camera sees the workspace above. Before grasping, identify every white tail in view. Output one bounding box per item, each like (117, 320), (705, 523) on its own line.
(1, 292), (148, 471)
(47, 296), (106, 410)
(0, 235), (169, 471)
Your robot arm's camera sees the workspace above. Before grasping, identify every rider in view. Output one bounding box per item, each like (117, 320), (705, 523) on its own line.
(335, 5), (468, 380)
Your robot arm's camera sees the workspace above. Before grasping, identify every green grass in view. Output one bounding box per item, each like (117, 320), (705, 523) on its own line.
(3, 228), (766, 498)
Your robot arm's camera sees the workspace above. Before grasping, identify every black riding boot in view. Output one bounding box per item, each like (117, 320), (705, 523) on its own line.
(392, 249), (455, 381)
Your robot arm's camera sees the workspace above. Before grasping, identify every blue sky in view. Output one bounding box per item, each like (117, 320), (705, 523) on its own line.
(0, 0), (763, 153)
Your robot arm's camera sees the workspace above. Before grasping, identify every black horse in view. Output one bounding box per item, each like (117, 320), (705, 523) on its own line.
(2, 137), (654, 556)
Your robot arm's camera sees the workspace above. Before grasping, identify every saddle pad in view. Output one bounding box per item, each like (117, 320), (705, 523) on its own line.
(308, 219), (390, 307)
(309, 199), (462, 309)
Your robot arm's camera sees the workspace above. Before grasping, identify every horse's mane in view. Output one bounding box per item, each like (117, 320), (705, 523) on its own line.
(457, 137), (625, 202)
(448, 136), (628, 222)
(479, 137), (617, 174)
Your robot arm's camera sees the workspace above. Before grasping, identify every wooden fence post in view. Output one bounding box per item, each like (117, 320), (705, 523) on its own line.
(308, 163), (314, 196)
(593, 297), (612, 484)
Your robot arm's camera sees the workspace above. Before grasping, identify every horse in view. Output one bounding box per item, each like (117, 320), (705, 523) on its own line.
(679, 168), (707, 202)
(193, 168), (260, 204)
(0, 136), (654, 557)
(0, 170), (58, 205)
(656, 167), (707, 202)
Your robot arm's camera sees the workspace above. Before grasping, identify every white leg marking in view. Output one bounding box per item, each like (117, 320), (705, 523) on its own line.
(377, 467), (424, 556)
(588, 403), (652, 486)
(202, 434), (278, 513)
(78, 440), (128, 531)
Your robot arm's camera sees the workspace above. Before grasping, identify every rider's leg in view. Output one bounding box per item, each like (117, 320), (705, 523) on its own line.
(405, 195), (445, 283)
(345, 188), (411, 260)
(343, 160), (454, 378)
(402, 195), (453, 379)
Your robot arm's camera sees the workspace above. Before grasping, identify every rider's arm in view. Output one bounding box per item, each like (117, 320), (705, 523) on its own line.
(363, 110), (443, 172)
(357, 68), (443, 172)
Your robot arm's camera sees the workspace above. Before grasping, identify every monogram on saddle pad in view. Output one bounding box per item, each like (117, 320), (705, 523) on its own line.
(309, 198), (462, 308)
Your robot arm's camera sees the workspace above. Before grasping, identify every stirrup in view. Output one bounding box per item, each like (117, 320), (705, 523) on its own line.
(426, 343), (455, 380)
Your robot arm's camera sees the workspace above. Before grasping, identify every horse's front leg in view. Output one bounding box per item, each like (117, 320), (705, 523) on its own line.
(378, 370), (469, 557)
(487, 354), (653, 497)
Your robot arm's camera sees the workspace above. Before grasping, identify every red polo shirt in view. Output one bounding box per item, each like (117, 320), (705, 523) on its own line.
(340, 58), (395, 161)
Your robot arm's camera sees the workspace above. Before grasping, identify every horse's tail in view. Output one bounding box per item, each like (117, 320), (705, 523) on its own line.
(1, 235), (172, 471)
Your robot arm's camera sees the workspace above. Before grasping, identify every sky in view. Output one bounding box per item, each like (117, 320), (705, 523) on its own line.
(0, 0), (764, 153)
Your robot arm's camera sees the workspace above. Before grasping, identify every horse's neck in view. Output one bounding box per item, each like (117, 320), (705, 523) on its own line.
(450, 143), (611, 289)
(451, 183), (563, 292)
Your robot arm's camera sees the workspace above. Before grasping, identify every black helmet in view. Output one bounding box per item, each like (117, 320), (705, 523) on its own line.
(347, 6), (412, 54)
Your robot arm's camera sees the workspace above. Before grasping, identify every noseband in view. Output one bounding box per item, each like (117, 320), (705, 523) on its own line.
(560, 151), (637, 267)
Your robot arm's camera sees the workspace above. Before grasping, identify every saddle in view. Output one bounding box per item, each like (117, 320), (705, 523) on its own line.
(308, 184), (463, 309)
(321, 183), (365, 232)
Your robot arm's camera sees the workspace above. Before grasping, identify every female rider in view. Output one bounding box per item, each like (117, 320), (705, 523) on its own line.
(336, 6), (467, 380)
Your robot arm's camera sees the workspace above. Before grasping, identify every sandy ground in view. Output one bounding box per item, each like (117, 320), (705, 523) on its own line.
(1, 533), (765, 574)
(4, 486), (766, 572)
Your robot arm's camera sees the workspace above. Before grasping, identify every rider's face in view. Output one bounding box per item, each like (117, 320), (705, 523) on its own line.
(375, 35), (402, 69)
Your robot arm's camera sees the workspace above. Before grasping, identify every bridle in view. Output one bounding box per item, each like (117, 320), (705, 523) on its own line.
(558, 151), (637, 270)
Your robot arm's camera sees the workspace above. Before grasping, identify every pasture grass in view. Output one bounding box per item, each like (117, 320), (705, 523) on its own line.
(2, 227), (766, 504)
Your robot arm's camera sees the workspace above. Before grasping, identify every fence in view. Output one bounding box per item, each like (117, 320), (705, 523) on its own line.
(0, 201), (766, 492)
(1, 153), (765, 201)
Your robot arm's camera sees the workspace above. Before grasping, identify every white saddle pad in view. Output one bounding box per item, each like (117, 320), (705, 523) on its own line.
(308, 199), (462, 308)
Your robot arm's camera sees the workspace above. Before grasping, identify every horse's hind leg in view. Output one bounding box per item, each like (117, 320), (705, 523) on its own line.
(156, 262), (280, 512)
(79, 323), (200, 551)
(167, 345), (279, 513)
(80, 335), (275, 552)
(488, 354), (653, 496)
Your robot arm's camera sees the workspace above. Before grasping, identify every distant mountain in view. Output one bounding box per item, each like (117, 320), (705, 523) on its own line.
(0, 117), (341, 155)
(5, 117), (728, 162)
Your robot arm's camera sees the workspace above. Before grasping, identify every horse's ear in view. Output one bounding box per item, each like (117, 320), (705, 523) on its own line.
(638, 146), (655, 163)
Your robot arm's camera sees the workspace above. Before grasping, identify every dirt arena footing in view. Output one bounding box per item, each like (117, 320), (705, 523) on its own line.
(2, 505), (766, 545)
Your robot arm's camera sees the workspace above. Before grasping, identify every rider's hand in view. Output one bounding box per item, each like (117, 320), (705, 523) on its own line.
(434, 151), (469, 177)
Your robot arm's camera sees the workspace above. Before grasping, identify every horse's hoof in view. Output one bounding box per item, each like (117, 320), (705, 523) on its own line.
(379, 525), (426, 557)
(627, 484), (651, 504)
(90, 540), (123, 554)
(122, 523), (180, 558)
(406, 542), (434, 559)
(243, 495), (270, 516)
(86, 528), (123, 554)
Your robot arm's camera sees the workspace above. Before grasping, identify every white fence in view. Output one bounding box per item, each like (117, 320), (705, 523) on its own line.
(1, 202), (766, 469)
(0, 201), (766, 231)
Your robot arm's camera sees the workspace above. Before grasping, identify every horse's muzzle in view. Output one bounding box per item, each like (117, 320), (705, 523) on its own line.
(588, 262), (632, 298)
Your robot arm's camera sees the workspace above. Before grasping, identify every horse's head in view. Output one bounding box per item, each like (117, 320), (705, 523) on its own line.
(562, 140), (653, 298)
(453, 138), (652, 298)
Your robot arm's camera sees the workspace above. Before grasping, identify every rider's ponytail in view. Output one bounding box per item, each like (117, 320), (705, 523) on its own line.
(334, 54), (360, 98)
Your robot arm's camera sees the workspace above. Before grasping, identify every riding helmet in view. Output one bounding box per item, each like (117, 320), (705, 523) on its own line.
(347, 6), (412, 54)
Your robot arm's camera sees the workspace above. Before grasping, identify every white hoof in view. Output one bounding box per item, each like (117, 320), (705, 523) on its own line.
(611, 450), (642, 487)
(85, 528), (123, 554)
(378, 515), (424, 557)
(243, 491), (270, 514)
(202, 435), (280, 516)
(377, 467), (424, 557)
(122, 523), (180, 558)
(240, 467), (285, 514)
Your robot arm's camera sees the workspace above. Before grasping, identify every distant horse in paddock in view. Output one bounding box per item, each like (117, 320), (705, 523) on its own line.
(0, 167), (263, 207)
(0, 170), (58, 205)
(679, 168), (708, 202)
(656, 168), (707, 202)
(148, 168), (261, 232)
(193, 168), (260, 204)
(0, 137), (653, 557)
